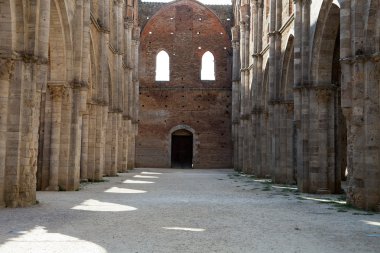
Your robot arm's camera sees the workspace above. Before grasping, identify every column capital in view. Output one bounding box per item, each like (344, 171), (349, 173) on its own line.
(0, 59), (14, 80)
(124, 20), (134, 29)
(293, 0), (311, 6)
(113, 0), (124, 7)
(132, 26), (141, 40)
(232, 41), (240, 49)
(48, 84), (65, 100)
(316, 88), (333, 103)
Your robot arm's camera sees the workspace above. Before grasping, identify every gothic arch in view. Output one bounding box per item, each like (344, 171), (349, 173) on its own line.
(88, 31), (98, 100)
(168, 125), (198, 167)
(155, 50), (170, 81)
(0, 1), (16, 55)
(311, 1), (340, 85)
(201, 51), (216, 81)
(48, 0), (73, 82)
(262, 61), (270, 110)
(365, 0), (380, 53)
(280, 34), (294, 100)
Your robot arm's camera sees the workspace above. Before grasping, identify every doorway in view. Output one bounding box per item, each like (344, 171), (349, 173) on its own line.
(171, 129), (193, 168)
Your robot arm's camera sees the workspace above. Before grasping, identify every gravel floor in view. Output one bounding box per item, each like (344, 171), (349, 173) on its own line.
(0, 168), (379, 253)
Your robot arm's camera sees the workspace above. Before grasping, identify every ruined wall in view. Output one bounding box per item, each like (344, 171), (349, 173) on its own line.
(0, 0), (139, 207)
(232, 0), (380, 211)
(136, 0), (233, 168)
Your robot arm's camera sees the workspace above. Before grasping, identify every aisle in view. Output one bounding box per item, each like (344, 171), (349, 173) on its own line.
(0, 168), (379, 253)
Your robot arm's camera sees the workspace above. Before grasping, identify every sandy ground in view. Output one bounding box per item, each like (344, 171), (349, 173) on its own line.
(0, 168), (379, 253)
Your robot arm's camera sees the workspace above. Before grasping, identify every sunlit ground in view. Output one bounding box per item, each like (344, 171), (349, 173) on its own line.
(0, 226), (107, 253)
(141, 172), (162, 175)
(162, 227), (205, 232)
(299, 196), (346, 205)
(134, 175), (159, 179)
(123, 179), (155, 184)
(362, 220), (380, 227)
(0, 168), (379, 253)
(71, 199), (137, 212)
(104, 187), (147, 194)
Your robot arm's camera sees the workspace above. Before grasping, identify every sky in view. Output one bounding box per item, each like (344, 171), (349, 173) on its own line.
(142, 0), (232, 5)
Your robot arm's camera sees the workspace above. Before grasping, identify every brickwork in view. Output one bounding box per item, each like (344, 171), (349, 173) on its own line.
(136, 0), (233, 168)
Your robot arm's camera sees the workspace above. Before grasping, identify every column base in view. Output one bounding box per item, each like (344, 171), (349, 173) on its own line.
(316, 188), (331, 194)
(45, 185), (59, 191)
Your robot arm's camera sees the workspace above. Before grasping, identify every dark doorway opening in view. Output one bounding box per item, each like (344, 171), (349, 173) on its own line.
(171, 129), (193, 168)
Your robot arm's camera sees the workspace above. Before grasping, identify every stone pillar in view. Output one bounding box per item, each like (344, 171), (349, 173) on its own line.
(251, 1), (264, 177)
(46, 85), (64, 191)
(294, 0), (311, 192)
(0, 59), (14, 207)
(340, 0), (380, 209)
(268, 0), (276, 179)
(105, 112), (119, 176)
(81, 113), (89, 181)
(67, 84), (84, 190)
(231, 24), (241, 170)
(239, 2), (250, 172)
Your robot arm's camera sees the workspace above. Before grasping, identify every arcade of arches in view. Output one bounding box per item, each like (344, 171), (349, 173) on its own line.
(0, 0), (379, 212)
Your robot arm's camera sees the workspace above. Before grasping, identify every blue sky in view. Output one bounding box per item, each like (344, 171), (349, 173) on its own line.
(141, 0), (232, 5)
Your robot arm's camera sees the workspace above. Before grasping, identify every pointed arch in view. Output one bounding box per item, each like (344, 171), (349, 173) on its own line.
(262, 61), (270, 109)
(365, 0), (380, 53)
(311, 1), (340, 84)
(280, 35), (294, 100)
(48, 0), (73, 82)
(201, 51), (215, 81)
(155, 50), (170, 81)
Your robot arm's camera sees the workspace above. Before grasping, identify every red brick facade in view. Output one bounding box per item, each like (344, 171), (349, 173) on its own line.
(136, 0), (233, 168)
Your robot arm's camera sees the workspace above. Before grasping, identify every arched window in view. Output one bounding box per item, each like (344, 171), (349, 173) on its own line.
(155, 50), (170, 81)
(201, 51), (215, 81)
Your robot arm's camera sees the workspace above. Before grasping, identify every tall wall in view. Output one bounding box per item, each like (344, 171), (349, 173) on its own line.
(0, 0), (139, 207)
(136, 0), (233, 168)
(232, 0), (380, 211)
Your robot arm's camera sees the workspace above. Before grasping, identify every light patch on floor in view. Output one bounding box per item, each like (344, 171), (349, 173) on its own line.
(362, 220), (380, 227)
(300, 196), (346, 205)
(0, 226), (107, 253)
(162, 227), (206, 232)
(71, 199), (137, 212)
(271, 185), (298, 191)
(142, 172), (162, 175)
(104, 187), (147, 194)
(134, 175), (159, 179)
(123, 179), (155, 184)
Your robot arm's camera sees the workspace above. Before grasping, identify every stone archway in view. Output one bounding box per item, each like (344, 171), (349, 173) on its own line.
(171, 129), (193, 168)
(168, 125), (197, 169)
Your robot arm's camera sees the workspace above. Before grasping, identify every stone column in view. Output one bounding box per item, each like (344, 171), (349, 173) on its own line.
(294, 0), (311, 192)
(239, 2), (250, 172)
(231, 25), (241, 169)
(105, 111), (119, 176)
(313, 88), (333, 193)
(67, 84), (84, 190)
(46, 85), (64, 191)
(81, 113), (89, 181)
(0, 59), (14, 207)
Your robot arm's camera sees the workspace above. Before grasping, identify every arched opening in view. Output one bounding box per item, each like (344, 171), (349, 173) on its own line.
(311, 2), (344, 193)
(171, 129), (193, 168)
(155, 50), (170, 81)
(201, 51), (215, 81)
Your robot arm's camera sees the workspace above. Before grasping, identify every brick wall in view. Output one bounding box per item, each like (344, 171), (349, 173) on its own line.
(136, 0), (233, 168)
